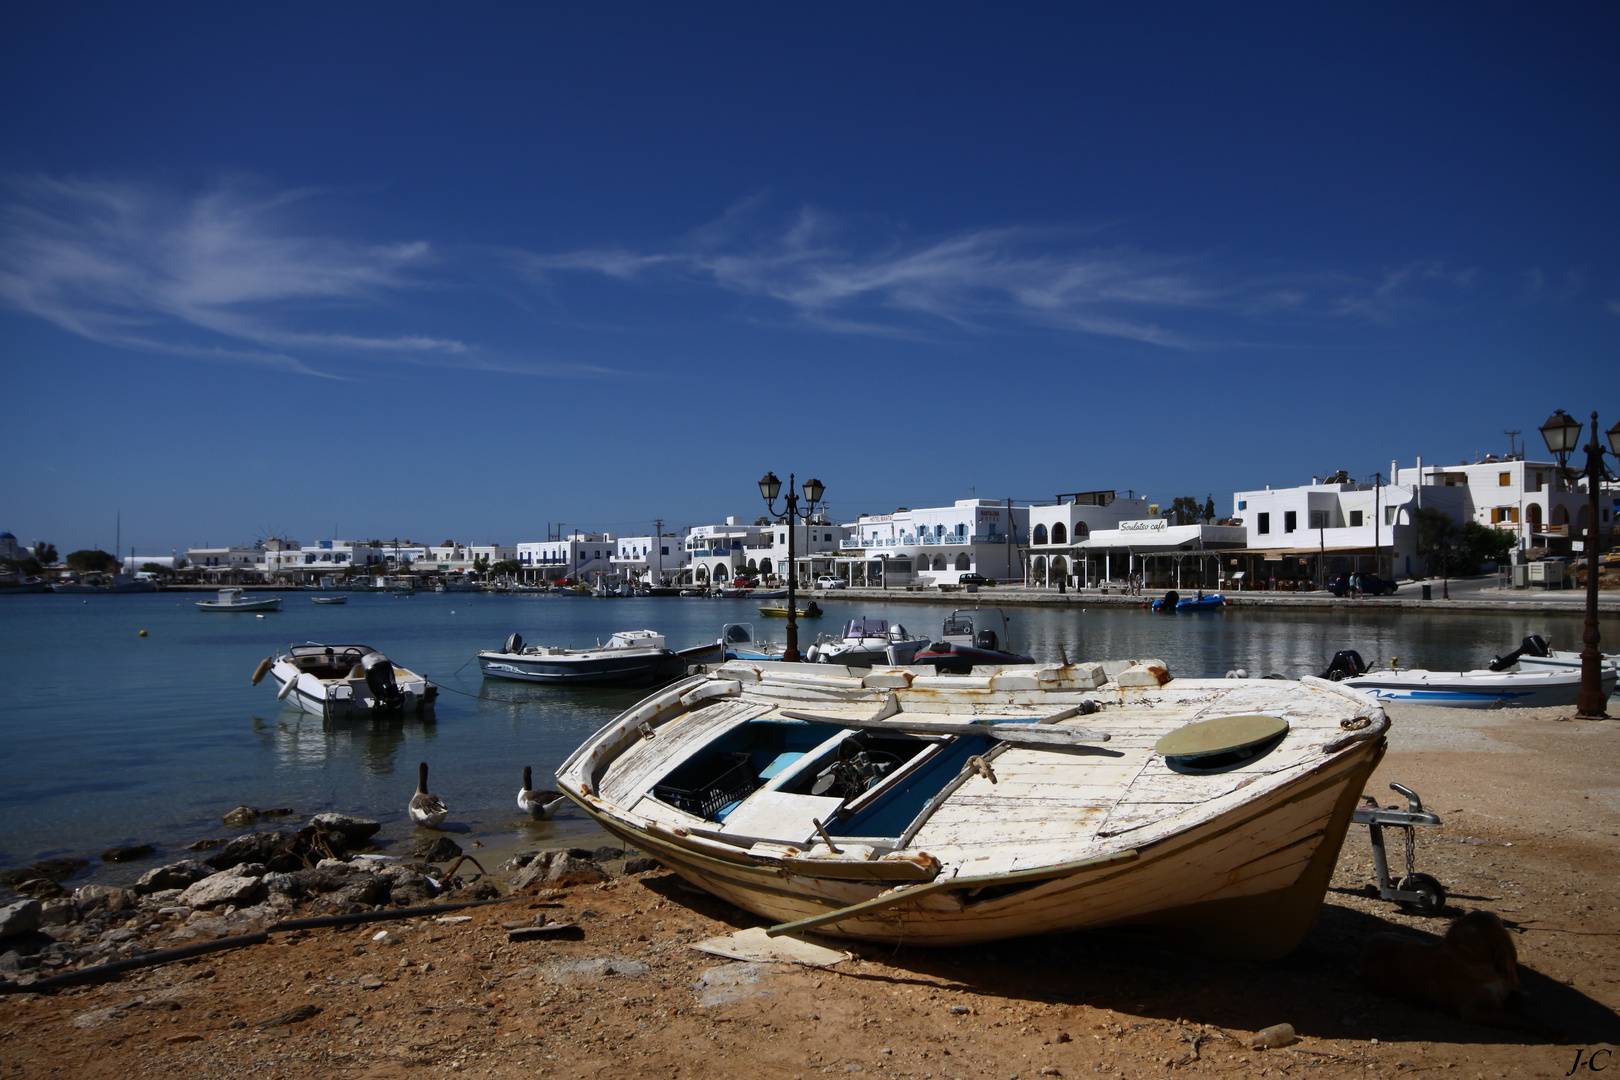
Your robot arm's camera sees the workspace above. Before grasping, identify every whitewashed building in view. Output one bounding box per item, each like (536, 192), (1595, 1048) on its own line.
(836, 499), (1027, 587)
(609, 534), (688, 585)
(1391, 456), (1590, 556)
(684, 519), (773, 584)
(516, 532), (614, 583)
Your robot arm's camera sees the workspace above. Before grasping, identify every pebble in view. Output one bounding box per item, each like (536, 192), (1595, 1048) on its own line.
(949, 1005), (970, 1015)
(360, 976), (385, 990)
(1250, 1023), (1298, 1050)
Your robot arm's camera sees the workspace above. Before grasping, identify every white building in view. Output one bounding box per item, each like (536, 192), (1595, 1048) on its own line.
(1391, 456), (1590, 557)
(1025, 490), (1153, 587)
(609, 533), (688, 585)
(1228, 474), (1422, 587)
(515, 532), (614, 583)
(425, 542), (517, 571)
(684, 518), (773, 585)
(837, 499), (1027, 586)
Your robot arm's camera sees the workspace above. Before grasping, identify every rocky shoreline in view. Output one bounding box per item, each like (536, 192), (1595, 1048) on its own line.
(0, 808), (652, 990)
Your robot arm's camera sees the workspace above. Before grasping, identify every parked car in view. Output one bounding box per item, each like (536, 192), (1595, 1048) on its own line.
(1327, 572), (1399, 597)
(816, 575), (847, 589)
(958, 573), (996, 586)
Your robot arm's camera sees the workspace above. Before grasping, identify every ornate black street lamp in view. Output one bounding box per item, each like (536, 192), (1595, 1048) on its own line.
(759, 472), (825, 662)
(1539, 409), (1620, 720)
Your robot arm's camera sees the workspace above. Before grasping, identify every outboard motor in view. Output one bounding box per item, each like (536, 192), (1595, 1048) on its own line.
(503, 632), (524, 655)
(1320, 650), (1369, 681)
(975, 629), (999, 651)
(361, 651), (405, 711)
(1160, 590), (1179, 613)
(1488, 634), (1552, 672)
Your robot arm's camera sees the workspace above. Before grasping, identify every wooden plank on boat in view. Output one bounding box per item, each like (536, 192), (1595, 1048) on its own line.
(765, 849), (1140, 937)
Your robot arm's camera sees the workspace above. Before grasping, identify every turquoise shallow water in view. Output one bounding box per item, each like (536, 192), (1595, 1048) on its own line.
(0, 590), (1610, 884)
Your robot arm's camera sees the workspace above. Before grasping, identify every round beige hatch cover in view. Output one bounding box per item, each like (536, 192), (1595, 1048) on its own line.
(1154, 714), (1289, 761)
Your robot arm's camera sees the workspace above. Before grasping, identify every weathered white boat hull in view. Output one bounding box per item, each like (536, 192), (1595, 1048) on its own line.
(558, 663), (1388, 957)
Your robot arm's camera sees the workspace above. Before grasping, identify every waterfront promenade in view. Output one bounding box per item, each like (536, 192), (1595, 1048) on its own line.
(810, 579), (1620, 616)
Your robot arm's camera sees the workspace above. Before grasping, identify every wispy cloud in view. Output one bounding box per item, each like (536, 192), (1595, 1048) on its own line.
(521, 201), (1479, 347)
(0, 175), (478, 376)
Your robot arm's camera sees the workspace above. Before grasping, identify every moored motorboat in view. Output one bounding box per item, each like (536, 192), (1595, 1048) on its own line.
(477, 629), (707, 687)
(1490, 634), (1620, 674)
(1340, 666), (1613, 707)
(555, 657), (1388, 955)
(1151, 592), (1226, 612)
(718, 622), (786, 661)
(758, 602), (823, 619)
(259, 642), (437, 717)
(312, 595), (348, 605)
(198, 588), (283, 613)
(1328, 647), (1615, 707)
(810, 617), (929, 667)
(908, 608), (1033, 673)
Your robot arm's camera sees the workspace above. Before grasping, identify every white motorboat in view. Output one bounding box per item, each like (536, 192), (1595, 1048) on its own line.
(257, 643), (437, 717)
(198, 588), (282, 613)
(478, 630), (713, 687)
(810, 618), (929, 667)
(555, 658), (1388, 955)
(1490, 634), (1620, 674)
(312, 595), (348, 605)
(1340, 664), (1613, 708)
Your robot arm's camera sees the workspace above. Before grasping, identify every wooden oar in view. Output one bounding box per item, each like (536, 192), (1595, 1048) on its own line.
(778, 710), (1109, 746)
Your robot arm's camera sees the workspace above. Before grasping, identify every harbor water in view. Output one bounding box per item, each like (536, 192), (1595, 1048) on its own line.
(0, 591), (1612, 882)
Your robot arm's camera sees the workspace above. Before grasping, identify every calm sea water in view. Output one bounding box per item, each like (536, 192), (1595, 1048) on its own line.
(0, 591), (1610, 882)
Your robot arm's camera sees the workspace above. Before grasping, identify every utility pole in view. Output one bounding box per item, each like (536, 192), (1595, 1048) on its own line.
(1372, 471), (1382, 581)
(653, 518), (663, 583)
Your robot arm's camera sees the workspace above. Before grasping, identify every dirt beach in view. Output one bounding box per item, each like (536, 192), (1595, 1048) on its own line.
(2, 703), (1616, 1080)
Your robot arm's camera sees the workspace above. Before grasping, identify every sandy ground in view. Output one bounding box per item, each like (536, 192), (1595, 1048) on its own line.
(2, 703), (1616, 1080)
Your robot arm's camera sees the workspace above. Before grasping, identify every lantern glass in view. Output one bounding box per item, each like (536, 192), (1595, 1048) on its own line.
(758, 472), (782, 502)
(802, 477), (825, 505)
(1607, 419), (1620, 457)
(1540, 410), (1582, 455)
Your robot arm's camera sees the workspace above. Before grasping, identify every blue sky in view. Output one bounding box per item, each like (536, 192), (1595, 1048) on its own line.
(2, 4), (1616, 555)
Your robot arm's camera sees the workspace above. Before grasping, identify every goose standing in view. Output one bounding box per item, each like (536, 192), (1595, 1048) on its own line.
(517, 765), (567, 820)
(409, 761), (448, 828)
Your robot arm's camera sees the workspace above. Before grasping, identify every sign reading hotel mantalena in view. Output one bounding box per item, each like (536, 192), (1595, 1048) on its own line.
(1117, 519), (1170, 533)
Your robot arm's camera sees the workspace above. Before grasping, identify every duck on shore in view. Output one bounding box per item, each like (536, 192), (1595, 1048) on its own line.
(518, 765), (567, 820)
(409, 762), (448, 828)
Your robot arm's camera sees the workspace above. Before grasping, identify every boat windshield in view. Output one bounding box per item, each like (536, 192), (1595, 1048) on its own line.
(843, 618), (888, 639)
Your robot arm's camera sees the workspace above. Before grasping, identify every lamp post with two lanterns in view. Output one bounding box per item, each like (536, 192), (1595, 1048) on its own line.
(1538, 409), (1620, 720)
(758, 471), (825, 663)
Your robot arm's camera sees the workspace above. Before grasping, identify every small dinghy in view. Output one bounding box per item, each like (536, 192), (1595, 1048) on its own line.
(908, 608), (1033, 674)
(478, 630), (708, 687)
(810, 618), (929, 667)
(312, 595), (348, 605)
(198, 588), (282, 613)
(555, 657), (1388, 955)
(258, 643), (437, 717)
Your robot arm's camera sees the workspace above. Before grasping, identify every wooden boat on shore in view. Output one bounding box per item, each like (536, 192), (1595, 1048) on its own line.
(258, 642), (436, 717)
(555, 657), (1388, 956)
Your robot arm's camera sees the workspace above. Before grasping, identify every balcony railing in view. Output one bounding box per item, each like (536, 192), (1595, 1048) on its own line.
(840, 534), (1016, 550)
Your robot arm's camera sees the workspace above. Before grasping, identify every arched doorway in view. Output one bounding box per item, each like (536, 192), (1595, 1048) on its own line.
(1033, 555), (1047, 585)
(1051, 555), (1068, 585)
(955, 553), (970, 571)
(1553, 504), (1570, 532)
(1527, 503), (1543, 534)
(759, 558), (772, 575)
(933, 556), (946, 571)
(1051, 522), (1067, 545)
(714, 564), (729, 581)
(1032, 524), (1048, 545)
(695, 566), (709, 583)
